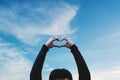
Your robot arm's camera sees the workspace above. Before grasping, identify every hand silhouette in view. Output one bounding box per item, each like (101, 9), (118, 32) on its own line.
(45, 36), (74, 48)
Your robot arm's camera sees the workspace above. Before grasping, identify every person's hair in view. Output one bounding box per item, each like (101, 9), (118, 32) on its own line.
(49, 68), (73, 80)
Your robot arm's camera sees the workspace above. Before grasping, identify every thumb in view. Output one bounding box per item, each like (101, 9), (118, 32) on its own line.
(53, 45), (60, 48)
(60, 44), (66, 47)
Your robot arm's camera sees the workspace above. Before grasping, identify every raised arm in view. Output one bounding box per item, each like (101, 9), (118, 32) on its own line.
(61, 37), (91, 80)
(70, 45), (91, 80)
(30, 37), (59, 80)
(30, 45), (49, 80)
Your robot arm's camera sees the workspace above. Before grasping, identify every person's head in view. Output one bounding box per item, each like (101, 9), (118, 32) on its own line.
(49, 68), (73, 80)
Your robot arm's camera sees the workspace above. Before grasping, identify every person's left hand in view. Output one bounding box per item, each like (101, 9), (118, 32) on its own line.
(45, 36), (60, 48)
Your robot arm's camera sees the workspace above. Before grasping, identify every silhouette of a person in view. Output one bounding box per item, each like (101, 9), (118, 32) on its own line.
(30, 36), (91, 80)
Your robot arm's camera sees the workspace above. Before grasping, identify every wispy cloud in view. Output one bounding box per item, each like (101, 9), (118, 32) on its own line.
(0, 38), (31, 80)
(0, 1), (79, 80)
(0, 1), (78, 45)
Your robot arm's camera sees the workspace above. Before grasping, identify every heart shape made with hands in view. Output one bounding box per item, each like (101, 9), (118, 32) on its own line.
(53, 39), (66, 47)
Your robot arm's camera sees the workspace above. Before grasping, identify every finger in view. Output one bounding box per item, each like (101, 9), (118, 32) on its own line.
(55, 38), (59, 41)
(61, 36), (68, 41)
(53, 45), (60, 48)
(52, 36), (59, 41)
(49, 36), (59, 43)
(60, 44), (66, 47)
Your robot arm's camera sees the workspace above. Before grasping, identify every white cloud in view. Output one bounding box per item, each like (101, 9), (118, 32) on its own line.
(0, 39), (31, 80)
(0, 2), (78, 45)
(91, 67), (120, 80)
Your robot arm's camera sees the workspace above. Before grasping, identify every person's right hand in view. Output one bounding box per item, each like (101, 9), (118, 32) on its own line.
(60, 36), (74, 48)
(45, 36), (59, 48)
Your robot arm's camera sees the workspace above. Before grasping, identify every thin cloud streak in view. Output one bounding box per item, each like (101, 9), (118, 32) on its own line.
(0, 2), (78, 45)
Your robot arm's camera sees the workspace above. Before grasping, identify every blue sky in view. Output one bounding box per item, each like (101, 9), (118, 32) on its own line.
(0, 0), (120, 80)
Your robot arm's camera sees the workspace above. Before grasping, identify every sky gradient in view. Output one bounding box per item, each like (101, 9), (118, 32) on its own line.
(0, 0), (120, 80)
